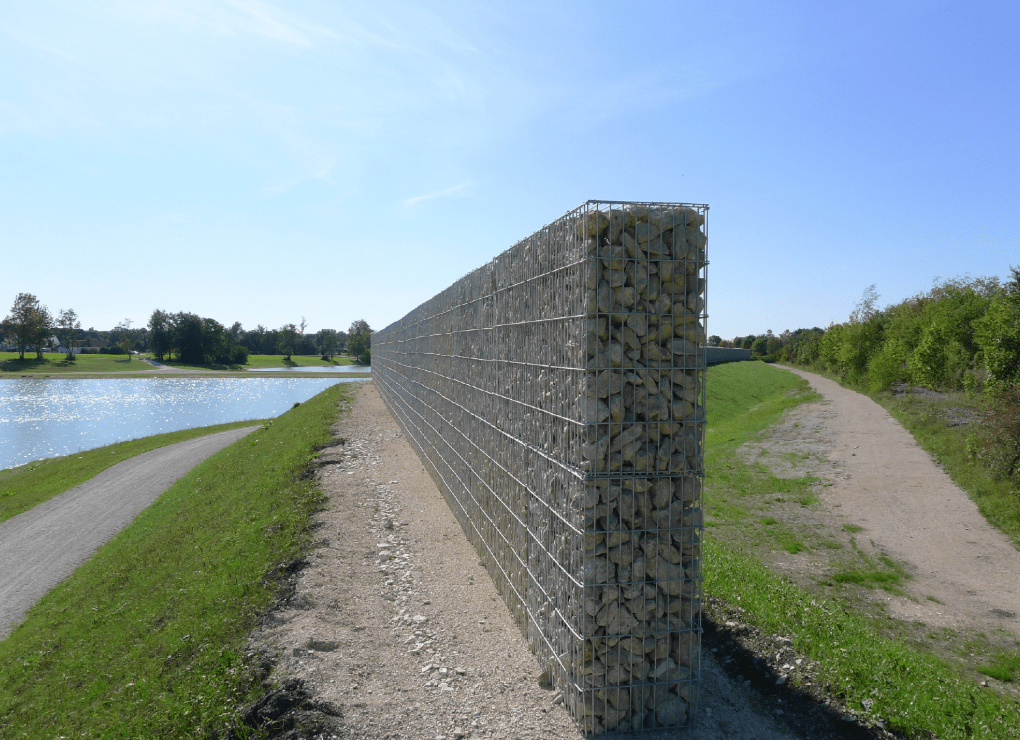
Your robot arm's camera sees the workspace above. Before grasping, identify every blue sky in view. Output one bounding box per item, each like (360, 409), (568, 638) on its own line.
(1, 0), (1016, 340)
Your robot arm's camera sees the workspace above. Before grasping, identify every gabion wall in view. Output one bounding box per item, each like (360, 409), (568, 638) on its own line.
(373, 200), (707, 735)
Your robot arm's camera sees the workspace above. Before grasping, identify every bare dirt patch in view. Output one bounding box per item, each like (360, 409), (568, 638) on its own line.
(767, 367), (1020, 643)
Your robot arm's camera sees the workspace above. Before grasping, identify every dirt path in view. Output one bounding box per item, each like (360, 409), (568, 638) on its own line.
(777, 366), (1020, 636)
(0, 426), (258, 638)
(248, 383), (869, 740)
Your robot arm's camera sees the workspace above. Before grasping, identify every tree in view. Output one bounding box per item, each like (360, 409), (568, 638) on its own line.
(348, 319), (372, 364)
(316, 328), (339, 360)
(175, 313), (207, 363)
(975, 266), (1020, 387)
(2, 293), (51, 360)
(909, 324), (949, 389)
(114, 318), (133, 360)
(148, 309), (174, 361)
(56, 308), (81, 361)
(279, 323), (299, 360)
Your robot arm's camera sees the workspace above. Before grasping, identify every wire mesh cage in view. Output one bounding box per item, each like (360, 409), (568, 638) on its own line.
(372, 200), (708, 735)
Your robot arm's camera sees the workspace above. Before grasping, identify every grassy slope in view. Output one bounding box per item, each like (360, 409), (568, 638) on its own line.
(0, 420), (269, 524)
(703, 362), (1020, 739)
(157, 354), (357, 371)
(0, 384), (353, 739)
(0, 353), (150, 374)
(0, 353), (358, 373)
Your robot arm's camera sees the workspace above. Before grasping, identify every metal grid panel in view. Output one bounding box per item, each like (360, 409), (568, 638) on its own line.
(373, 200), (708, 735)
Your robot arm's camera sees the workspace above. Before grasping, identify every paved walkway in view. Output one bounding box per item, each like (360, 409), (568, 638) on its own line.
(0, 426), (257, 638)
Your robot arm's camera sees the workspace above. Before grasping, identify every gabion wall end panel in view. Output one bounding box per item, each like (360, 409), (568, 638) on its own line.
(373, 200), (707, 735)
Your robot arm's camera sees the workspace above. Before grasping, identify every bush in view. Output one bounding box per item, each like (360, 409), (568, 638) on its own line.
(229, 345), (249, 365)
(867, 338), (910, 393)
(909, 325), (948, 389)
(358, 350), (371, 366)
(977, 384), (1020, 489)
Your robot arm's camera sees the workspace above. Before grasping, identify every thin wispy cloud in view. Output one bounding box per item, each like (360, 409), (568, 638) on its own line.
(403, 182), (473, 207)
(1, 24), (78, 61)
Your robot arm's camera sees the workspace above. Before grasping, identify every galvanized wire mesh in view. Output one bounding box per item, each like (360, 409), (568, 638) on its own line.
(373, 200), (707, 735)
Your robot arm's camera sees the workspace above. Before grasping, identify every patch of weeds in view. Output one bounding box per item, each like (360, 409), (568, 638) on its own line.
(777, 533), (809, 554)
(832, 552), (909, 592)
(842, 524), (864, 534)
(709, 501), (749, 522)
(977, 649), (1020, 683)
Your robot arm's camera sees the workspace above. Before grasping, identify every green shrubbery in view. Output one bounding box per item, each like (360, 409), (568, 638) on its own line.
(736, 266), (1020, 493)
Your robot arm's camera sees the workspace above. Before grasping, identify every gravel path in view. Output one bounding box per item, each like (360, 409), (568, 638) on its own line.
(0, 426), (258, 638)
(249, 383), (817, 739)
(778, 366), (1020, 636)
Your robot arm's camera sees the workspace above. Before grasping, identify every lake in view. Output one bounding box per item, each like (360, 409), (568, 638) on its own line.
(0, 377), (368, 470)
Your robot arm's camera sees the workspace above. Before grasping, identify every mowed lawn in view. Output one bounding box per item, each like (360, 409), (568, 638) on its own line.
(0, 384), (354, 739)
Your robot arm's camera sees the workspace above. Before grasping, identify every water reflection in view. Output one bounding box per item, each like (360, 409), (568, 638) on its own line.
(0, 377), (368, 470)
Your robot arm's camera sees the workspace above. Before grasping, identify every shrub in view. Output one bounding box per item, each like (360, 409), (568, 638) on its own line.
(229, 345), (249, 365)
(977, 384), (1020, 488)
(867, 338), (910, 392)
(909, 325), (948, 389)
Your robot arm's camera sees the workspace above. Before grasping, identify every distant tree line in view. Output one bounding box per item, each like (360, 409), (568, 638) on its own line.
(1, 293), (372, 366)
(148, 312), (372, 365)
(725, 266), (1020, 487)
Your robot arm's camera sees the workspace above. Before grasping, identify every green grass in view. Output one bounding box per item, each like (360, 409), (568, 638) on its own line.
(0, 353), (149, 374)
(157, 354), (357, 371)
(703, 363), (821, 557)
(978, 650), (1020, 683)
(0, 421), (269, 524)
(704, 542), (1020, 738)
(0, 352), (360, 374)
(0, 383), (354, 739)
(703, 362), (1020, 737)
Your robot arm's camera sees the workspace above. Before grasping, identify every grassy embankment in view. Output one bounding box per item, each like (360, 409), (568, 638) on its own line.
(0, 352), (361, 374)
(0, 353), (148, 374)
(0, 383), (354, 739)
(154, 354), (359, 371)
(0, 420), (269, 524)
(703, 362), (1020, 739)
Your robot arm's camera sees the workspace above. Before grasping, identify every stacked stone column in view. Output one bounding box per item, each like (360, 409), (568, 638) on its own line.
(373, 200), (706, 736)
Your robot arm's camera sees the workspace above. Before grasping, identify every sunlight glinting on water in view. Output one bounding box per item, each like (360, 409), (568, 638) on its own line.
(0, 377), (367, 470)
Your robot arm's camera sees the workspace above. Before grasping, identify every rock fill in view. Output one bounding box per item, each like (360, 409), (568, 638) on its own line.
(373, 200), (707, 735)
